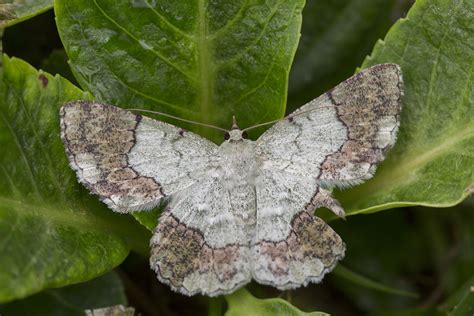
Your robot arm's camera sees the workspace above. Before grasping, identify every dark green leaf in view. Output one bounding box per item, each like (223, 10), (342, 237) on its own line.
(440, 275), (474, 316)
(55, 0), (305, 142)
(333, 265), (418, 298)
(288, 0), (407, 112)
(447, 291), (474, 316)
(0, 56), (150, 303)
(225, 289), (328, 316)
(337, 0), (474, 214)
(328, 209), (428, 310)
(0, 272), (128, 316)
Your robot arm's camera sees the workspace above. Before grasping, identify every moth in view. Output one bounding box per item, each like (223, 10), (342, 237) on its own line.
(85, 305), (134, 316)
(60, 63), (403, 296)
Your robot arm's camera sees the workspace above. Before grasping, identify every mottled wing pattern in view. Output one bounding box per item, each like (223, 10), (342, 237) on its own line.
(150, 177), (252, 296)
(62, 63), (402, 295)
(60, 101), (218, 212)
(252, 169), (345, 289)
(85, 305), (135, 316)
(252, 64), (402, 288)
(256, 63), (403, 186)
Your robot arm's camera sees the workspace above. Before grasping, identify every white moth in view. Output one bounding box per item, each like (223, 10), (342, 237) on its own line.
(60, 64), (403, 296)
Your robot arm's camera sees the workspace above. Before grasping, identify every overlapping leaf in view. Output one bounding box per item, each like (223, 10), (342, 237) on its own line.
(225, 289), (328, 316)
(337, 0), (474, 214)
(0, 56), (150, 303)
(0, 0), (53, 27)
(0, 272), (128, 315)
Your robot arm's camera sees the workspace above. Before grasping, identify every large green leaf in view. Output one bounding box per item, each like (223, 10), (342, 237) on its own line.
(55, 0), (305, 142)
(287, 0), (404, 112)
(337, 0), (474, 214)
(225, 289), (328, 316)
(0, 0), (53, 28)
(0, 272), (127, 315)
(0, 56), (150, 303)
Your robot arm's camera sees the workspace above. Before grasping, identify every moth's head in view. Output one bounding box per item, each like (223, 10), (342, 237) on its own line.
(223, 116), (248, 142)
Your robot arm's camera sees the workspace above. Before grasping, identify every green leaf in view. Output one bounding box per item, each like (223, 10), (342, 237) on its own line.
(55, 0), (305, 142)
(0, 56), (150, 303)
(225, 289), (328, 316)
(287, 0), (403, 112)
(337, 0), (474, 214)
(333, 265), (418, 298)
(447, 290), (474, 316)
(440, 275), (474, 316)
(0, 0), (53, 28)
(0, 272), (128, 315)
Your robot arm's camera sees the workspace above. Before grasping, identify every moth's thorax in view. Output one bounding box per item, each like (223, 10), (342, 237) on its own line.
(218, 138), (258, 184)
(218, 137), (258, 241)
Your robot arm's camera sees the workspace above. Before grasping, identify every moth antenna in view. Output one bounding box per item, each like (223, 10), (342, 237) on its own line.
(242, 105), (328, 132)
(127, 108), (228, 132)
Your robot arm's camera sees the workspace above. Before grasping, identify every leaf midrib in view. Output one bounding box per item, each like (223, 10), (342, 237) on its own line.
(399, 127), (474, 173)
(346, 127), (474, 199)
(197, 0), (213, 131)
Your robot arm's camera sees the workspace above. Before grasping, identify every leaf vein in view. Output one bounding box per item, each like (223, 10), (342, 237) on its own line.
(0, 211), (19, 251)
(209, 0), (249, 40)
(144, 0), (193, 40)
(0, 104), (42, 200)
(12, 79), (66, 202)
(91, 0), (197, 82)
(425, 0), (464, 113)
(215, 0), (284, 69)
(0, 164), (20, 198)
(230, 59), (276, 107)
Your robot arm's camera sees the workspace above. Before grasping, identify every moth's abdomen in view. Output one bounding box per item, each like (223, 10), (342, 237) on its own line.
(150, 177), (254, 296)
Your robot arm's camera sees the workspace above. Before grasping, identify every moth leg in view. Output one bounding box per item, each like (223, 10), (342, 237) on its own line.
(311, 188), (346, 219)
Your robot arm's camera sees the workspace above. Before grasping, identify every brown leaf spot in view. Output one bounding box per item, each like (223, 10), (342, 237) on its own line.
(38, 74), (48, 88)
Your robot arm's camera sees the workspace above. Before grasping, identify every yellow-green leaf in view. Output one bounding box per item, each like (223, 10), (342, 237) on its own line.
(0, 0), (53, 28)
(337, 0), (474, 214)
(0, 56), (150, 303)
(225, 289), (328, 316)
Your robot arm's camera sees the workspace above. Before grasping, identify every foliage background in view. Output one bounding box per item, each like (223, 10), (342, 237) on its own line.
(0, 0), (472, 315)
